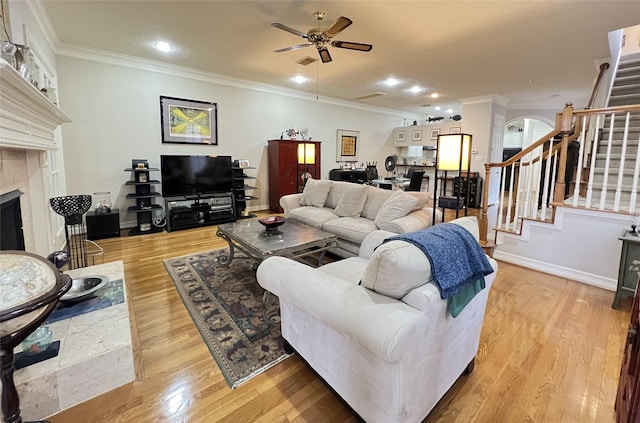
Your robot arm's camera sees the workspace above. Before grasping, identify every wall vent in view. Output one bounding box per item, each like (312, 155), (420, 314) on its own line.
(296, 57), (317, 66)
(354, 92), (386, 100)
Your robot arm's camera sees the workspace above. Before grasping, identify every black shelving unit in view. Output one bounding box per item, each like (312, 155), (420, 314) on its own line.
(232, 164), (258, 219)
(124, 160), (163, 236)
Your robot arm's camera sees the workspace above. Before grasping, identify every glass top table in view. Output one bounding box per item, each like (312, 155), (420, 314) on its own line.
(216, 219), (337, 267)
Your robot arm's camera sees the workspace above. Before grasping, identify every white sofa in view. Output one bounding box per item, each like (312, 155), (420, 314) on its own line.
(280, 179), (441, 258)
(256, 217), (497, 423)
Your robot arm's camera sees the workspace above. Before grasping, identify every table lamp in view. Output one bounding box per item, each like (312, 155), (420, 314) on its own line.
(297, 143), (316, 192)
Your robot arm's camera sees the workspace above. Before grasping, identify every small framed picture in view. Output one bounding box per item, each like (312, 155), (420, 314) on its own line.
(337, 129), (360, 162)
(430, 129), (440, 140)
(138, 173), (148, 183)
(397, 131), (406, 142)
(450, 127), (461, 134)
(412, 130), (422, 141)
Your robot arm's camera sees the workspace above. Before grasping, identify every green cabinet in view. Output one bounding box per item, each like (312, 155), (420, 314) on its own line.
(613, 230), (640, 308)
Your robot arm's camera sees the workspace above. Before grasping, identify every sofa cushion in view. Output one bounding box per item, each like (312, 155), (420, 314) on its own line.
(325, 181), (352, 209)
(361, 240), (432, 299)
(300, 178), (332, 207)
(289, 206), (338, 229)
(334, 184), (369, 217)
(361, 186), (393, 220)
(449, 216), (480, 241)
(374, 191), (419, 228)
(323, 217), (378, 244)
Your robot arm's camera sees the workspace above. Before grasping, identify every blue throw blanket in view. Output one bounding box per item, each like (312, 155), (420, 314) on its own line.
(384, 224), (493, 300)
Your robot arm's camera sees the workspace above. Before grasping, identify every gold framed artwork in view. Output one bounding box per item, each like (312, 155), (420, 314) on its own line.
(160, 96), (218, 145)
(336, 129), (360, 162)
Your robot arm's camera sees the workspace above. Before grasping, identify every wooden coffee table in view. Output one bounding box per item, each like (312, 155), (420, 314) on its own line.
(216, 219), (338, 269)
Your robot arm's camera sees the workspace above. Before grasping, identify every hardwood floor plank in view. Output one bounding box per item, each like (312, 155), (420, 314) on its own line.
(47, 216), (629, 423)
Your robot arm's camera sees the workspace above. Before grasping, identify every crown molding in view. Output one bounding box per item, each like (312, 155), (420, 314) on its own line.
(460, 94), (510, 107)
(55, 43), (416, 119)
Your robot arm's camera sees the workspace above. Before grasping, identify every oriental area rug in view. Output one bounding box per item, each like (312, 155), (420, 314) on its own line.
(163, 249), (290, 389)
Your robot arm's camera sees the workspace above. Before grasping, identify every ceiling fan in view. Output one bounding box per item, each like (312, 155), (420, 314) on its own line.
(271, 11), (373, 63)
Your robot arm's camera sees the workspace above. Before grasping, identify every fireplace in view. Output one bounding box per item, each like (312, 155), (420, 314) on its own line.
(0, 59), (72, 256)
(0, 190), (25, 250)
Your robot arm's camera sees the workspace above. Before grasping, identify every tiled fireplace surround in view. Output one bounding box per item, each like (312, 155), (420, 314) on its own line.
(1, 59), (135, 420)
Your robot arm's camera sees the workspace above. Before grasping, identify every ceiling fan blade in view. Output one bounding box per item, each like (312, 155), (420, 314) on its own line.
(317, 47), (332, 63)
(271, 22), (308, 39)
(322, 16), (352, 38)
(331, 40), (373, 52)
(274, 43), (312, 53)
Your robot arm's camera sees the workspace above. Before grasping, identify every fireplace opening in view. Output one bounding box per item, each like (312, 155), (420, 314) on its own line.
(1, 190), (26, 251)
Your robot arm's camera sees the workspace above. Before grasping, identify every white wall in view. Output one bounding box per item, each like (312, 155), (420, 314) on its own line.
(495, 207), (630, 290)
(56, 55), (406, 227)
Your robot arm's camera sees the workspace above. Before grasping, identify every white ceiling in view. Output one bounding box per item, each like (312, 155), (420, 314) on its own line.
(39, 1), (640, 117)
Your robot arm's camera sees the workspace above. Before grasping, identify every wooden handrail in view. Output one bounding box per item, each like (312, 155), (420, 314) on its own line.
(586, 63), (610, 109)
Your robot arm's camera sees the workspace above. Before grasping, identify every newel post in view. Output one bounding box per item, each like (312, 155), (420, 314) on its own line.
(553, 103), (574, 203)
(479, 163), (494, 256)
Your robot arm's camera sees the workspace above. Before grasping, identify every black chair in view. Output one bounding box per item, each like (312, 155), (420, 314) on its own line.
(404, 170), (425, 192)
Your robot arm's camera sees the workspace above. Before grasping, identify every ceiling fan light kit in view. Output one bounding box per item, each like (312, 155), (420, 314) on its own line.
(272, 12), (373, 64)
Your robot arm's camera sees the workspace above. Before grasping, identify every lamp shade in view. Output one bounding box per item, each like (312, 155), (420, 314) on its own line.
(297, 143), (316, 165)
(436, 134), (472, 171)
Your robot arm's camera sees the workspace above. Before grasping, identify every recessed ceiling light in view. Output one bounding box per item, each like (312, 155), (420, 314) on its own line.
(384, 78), (400, 87)
(410, 86), (423, 93)
(446, 108), (453, 114)
(435, 106), (441, 111)
(154, 41), (172, 52)
(430, 93), (439, 98)
(291, 75), (308, 84)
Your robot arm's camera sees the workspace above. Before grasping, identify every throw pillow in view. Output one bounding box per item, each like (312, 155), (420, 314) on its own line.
(405, 191), (430, 211)
(334, 184), (369, 217)
(374, 190), (419, 228)
(361, 240), (432, 299)
(299, 178), (332, 207)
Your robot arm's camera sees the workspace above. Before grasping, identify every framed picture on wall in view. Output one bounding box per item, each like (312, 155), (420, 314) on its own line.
(337, 129), (360, 162)
(412, 130), (422, 141)
(397, 131), (406, 142)
(450, 127), (461, 134)
(430, 129), (440, 140)
(160, 96), (218, 145)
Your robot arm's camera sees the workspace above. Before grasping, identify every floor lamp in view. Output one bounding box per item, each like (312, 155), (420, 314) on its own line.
(297, 142), (316, 192)
(432, 133), (473, 224)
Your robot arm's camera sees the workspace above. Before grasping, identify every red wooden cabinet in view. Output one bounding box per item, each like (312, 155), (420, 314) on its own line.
(616, 277), (640, 422)
(268, 139), (321, 213)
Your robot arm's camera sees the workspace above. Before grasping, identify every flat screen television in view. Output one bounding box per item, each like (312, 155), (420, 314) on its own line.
(160, 155), (232, 198)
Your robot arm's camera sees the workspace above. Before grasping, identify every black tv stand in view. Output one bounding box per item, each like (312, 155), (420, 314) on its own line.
(165, 192), (235, 232)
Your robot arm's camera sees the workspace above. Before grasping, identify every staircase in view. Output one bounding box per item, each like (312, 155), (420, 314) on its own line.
(478, 55), (640, 291)
(588, 58), (640, 209)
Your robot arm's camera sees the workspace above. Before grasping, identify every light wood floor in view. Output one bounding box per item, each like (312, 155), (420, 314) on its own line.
(48, 211), (630, 423)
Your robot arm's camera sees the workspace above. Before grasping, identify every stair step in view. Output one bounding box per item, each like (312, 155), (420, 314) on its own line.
(608, 95), (640, 107)
(595, 153), (639, 161)
(596, 145), (638, 156)
(614, 75), (640, 87)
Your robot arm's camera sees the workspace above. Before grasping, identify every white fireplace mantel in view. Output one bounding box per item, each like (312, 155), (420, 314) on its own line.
(0, 58), (71, 151)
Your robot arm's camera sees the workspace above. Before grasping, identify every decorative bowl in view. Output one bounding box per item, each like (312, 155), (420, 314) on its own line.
(60, 275), (108, 303)
(258, 216), (286, 232)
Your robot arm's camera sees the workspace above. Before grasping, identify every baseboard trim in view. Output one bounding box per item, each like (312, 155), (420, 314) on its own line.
(493, 250), (617, 292)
